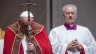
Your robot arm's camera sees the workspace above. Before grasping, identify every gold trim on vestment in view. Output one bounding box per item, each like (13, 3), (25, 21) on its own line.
(7, 21), (43, 54)
(8, 28), (24, 54)
(0, 28), (5, 39)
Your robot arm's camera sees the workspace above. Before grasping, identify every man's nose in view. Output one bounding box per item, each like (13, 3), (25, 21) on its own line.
(69, 13), (72, 16)
(69, 14), (72, 18)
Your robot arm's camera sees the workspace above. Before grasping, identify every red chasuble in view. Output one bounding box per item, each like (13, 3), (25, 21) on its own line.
(3, 22), (53, 54)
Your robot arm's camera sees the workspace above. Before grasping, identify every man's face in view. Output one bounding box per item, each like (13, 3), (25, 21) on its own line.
(19, 17), (34, 33)
(20, 17), (34, 25)
(63, 6), (77, 24)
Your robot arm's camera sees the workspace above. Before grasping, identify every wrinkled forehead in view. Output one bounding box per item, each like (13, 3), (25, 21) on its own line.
(20, 17), (34, 22)
(20, 17), (33, 20)
(64, 6), (76, 12)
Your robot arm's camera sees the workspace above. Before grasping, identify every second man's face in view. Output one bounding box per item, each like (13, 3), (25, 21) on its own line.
(20, 17), (34, 25)
(19, 17), (34, 33)
(63, 6), (77, 24)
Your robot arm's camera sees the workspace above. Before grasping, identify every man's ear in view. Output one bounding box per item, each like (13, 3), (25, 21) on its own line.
(62, 13), (64, 16)
(18, 19), (20, 22)
(76, 13), (78, 19)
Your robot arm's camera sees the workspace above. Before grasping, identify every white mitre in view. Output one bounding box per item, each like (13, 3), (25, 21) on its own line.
(20, 11), (34, 18)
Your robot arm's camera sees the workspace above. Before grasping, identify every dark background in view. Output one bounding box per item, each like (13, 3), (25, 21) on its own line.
(0, 0), (47, 30)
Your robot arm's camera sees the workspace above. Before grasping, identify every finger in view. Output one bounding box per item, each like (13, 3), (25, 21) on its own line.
(27, 47), (31, 49)
(72, 40), (77, 44)
(27, 45), (31, 47)
(73, 44), (81, 50)
(27, 44), (34, 48)
(27, 47), (34, 49)
(71, 43), (76, 46)
(27, 43), (33, 45)
(72, 45), (76, 48)
(27, 43), (32, 45)
(27, 46), (34, 51)
(27, 48), (32, 51)
(73, 42), (78, 45)
(27, 45), (34, 48)
(27, 46), (33, 50)
(72, 40), (79, 45)
(69, 41), (75, 44)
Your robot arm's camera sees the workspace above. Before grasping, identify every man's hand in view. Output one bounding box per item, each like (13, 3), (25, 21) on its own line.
(67, 39), (82, 51)
(72, 40), (82, 51)
(67, 40), (76, 51)
(27, 42), (35, 51)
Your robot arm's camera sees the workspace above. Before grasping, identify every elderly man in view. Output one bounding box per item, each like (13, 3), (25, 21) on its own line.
(3, 11), (53, 54)
(49, 4), (96, 54)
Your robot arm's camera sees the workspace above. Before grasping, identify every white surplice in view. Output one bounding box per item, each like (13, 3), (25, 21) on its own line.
(49, 25), (96, 54)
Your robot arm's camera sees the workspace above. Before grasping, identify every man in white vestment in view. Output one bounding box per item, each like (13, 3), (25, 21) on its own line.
(49, 4), (96, 54)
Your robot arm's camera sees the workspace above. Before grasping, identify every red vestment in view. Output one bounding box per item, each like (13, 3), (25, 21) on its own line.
(3, 22), (53, 54)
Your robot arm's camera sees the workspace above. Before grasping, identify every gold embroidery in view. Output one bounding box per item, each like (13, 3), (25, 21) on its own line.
(8, 28), (24, 54)
(8, 21), (43, 54)
(26, 37), (41, 54)
(11, 35), (16, 54)
(31, 22), (44, 36)
(8, 23), (23, 54)
(16, 33), (24, 39)
(11, 33), (24, 54)
(34, 37), (42, 54)
(0, 28), (5, 39)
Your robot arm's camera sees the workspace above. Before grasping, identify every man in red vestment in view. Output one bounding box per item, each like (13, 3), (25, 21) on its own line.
(3, 11), (53, 54)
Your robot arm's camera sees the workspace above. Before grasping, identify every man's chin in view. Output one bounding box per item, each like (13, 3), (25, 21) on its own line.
(67, 21), (75, 24)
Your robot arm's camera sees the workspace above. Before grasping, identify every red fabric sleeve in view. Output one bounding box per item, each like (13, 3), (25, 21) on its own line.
(65, 50), (68, 54)
(35, 28), (53, 54)
(64, 45), (86, 54)
(80, 45), (86, 54)
(3, 28), (16, 54)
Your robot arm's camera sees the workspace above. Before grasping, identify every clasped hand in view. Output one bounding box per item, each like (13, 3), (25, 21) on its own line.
(67, 39), (82, 52)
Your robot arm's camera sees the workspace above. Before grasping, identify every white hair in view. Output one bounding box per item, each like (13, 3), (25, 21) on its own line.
(63, 4), (77, 12)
